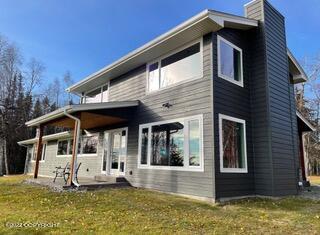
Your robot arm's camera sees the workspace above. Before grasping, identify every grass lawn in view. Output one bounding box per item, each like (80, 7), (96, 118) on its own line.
(1, 176), (320, 234)
(310, 176), (320, 185)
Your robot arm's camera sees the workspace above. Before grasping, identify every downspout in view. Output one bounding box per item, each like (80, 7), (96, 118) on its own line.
(63, 109), (81, 187)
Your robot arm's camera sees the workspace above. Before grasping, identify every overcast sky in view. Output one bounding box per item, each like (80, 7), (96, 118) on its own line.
(0, 0), (319, 87)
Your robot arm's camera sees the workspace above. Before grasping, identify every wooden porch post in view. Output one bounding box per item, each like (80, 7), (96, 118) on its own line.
(34, 125), (44, 178)
(68, 120), (79, 186)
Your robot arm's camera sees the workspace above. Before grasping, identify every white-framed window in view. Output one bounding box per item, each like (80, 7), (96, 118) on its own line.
(78, 134), (99, 155)
(30, 142), (46, 162)
(29, 145), (35, 162)
(83, 83), (109, 104)
(41, 143), (47, 162)
(219, 114), (247, 173)
(138, 115), (203, 171)
(57, 139), (72, 157)
(56, 133), (99, 157)
(146, 38), (203, 93)
(217, 36), (243, 87)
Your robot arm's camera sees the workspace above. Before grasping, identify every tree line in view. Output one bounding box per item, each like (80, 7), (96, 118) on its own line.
(0, 34), (75, 175)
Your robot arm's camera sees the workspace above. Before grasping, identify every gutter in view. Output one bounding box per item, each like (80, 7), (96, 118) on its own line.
(63, 109), (81, 187)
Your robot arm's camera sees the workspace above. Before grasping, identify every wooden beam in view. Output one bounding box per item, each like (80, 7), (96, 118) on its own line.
(67, 120), (79, 186)
(33, 125), (44, 178)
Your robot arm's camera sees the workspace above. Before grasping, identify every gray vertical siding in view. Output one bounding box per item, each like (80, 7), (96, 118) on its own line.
(213, 29), (255, 198)
(109, 34), (215, 199)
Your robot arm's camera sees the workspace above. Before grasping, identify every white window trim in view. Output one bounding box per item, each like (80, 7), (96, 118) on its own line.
(30, 142), (46, 162)
(56, 135), (99, 158)
(137, 115), (204, 172)
(80, 133), (99, 156)
(83, 81), (110, 104)
(219, 114), (248, 173)
(56, 139), (72, 157)
(40, 143), (47, 162)
(146, 38), (204, 94)
(30, 144), (36, 162)
(217, 35), (244, 87)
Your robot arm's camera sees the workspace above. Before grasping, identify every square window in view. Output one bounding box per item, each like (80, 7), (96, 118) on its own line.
(218, 36), (243, 87)
(219, 114), (247, 173)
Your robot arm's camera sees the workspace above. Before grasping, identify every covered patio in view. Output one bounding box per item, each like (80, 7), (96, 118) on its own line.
(24, 176), (131, 191)
(25, 101), (139, 186)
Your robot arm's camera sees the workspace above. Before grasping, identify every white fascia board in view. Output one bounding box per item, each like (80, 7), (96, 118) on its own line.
(18, 131), (73, 146)
(287, 49), (308, 83)
(296, 111), (317, 132)
(67, 10), (211, 94)
(25, 105), (72, 127)
(67, 10), (258, 95)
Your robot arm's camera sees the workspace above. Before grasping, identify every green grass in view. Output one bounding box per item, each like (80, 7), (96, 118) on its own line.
(310, 176), (320, 185)
(0, 175), (320, 234)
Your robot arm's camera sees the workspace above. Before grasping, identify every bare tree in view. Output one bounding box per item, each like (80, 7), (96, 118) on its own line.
(63, 71), (74, 105)
(297, 53), (320, 175)
(24, 58), (45, 96)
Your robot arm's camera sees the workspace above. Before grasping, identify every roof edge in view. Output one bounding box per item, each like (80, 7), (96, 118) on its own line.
(296, 111), (317, 132)
(18, 131), (73, 146)
(25, 101), (140, 127)
(67, 10), (258, 95)
(288, 48), (308, 83)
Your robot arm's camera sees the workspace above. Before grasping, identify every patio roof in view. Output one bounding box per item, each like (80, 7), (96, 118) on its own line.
(25, 101), (139, 128)
(18, 131), (73, 146)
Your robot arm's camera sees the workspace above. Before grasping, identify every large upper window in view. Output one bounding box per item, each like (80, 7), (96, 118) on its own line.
(218, 36), (243, 87)
(219, 114), (247, 173)
(84, 84), (109, 103)
(147, 40), (202, 92)
(138, 115), (203, 171)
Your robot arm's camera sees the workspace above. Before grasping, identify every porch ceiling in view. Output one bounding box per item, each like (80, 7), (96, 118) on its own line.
(46, 112), (127, 129)
(25, 101), (139, 129)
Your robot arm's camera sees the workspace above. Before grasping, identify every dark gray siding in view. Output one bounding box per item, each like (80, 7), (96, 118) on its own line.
(109, 34), (215, 199)
(213, 29), (255, 198)
(245, 0), (299, 196)
(264, 1), (298, 195)
(247, 3), (274, 196)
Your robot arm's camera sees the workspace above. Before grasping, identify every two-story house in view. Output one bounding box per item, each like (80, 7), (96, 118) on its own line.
(18, 0), (315, 202)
